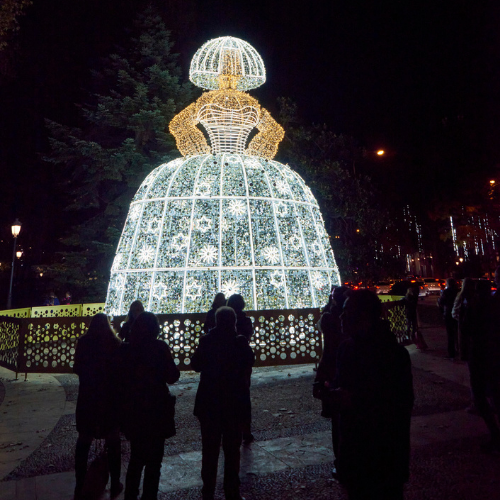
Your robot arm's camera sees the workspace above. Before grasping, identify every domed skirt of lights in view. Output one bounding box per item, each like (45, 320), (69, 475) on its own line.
(104, 153), (340, 315)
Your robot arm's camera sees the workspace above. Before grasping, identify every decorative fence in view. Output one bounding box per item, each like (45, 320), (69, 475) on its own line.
(0, 299), (407, 378)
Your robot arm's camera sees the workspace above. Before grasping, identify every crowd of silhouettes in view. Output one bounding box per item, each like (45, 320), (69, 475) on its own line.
(437, 269), (500, 453)
(73, 268), (500, 500)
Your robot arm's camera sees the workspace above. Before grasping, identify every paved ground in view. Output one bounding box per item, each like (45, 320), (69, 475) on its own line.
(1, 296), (499, 499)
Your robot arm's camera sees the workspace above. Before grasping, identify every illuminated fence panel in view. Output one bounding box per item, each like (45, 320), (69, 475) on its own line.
(0, 302), (409, 376)
(0, 308), (31, 318)
(383, 300), (408, 343)
(19, 318), (90, 373)
(0, 317), (22, 371)
(82, 303), (105, 317)
(31, 305), (83, 318)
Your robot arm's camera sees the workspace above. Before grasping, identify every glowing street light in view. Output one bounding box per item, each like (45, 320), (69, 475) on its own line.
(7, 219), (22, 309)
(376, 150), (385, 156)
(16, 251), (23, 259)
(490, 180), (496, 185)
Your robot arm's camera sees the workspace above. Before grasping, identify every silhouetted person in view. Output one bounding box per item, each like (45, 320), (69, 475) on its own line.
(120, 312), (180, 500)
(336, 290), (414, 500)
(60, 291), (72, 305)
(119, 300), (145, 342)
(226, 294), (253, 341)
(204, 292), (226, 334)
(191, 306), (255, 500)
(74, 313), (123, 499)
(226, 293), (254, 443)
(438, 278), (459, 359)
(314, 286), (347, 477)
(452, 277), (475, 360)
(466, 279), (500, 451)
(401, 285), (427, 350)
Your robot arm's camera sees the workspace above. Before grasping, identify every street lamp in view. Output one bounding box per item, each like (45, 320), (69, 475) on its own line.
(7, 219), (22, 309)
(376, 150), (385, 156)
(16, 250), (23, 259)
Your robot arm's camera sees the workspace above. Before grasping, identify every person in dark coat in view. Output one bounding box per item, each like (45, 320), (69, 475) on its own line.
(74, 313), (123, 499)
(336, 290), (414, 500)
(438, 278), (459, 359)
(120, 312), (180, 500)
(314, 312), (343, 472)
(401, 285), (427, 350)
(226, 293), (254, 443)
(118, 300), (145, 342)
(226, 294), (253, 341)
(204, 292), (226, 334)
(314, 285), (348, 475)
(465, 280), (500, 451)
(452, 277), (475, 360)
(191, 306), (255, 500)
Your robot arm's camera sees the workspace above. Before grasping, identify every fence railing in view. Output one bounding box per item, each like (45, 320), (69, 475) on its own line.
(0, 303), (105, 318)
(0, 298), (408, 378)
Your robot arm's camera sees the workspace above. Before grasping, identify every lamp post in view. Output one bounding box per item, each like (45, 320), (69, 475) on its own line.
(7, 219), (22, 309)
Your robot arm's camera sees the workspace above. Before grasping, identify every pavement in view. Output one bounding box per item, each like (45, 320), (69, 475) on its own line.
(1, 296), (499, 500)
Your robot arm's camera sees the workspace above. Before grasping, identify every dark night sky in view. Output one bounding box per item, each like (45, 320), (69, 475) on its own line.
(1, 0), (499, 262)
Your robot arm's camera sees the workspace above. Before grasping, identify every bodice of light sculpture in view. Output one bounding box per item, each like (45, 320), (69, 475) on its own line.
(170, 37), (284, 159)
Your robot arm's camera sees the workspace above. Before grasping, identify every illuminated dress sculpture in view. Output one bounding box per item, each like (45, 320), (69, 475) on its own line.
(105, 37), (340, 315)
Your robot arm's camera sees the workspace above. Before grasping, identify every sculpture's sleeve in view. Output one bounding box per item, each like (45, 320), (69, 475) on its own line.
(246, 107), (285, 160)
(169, 102), (211, 156)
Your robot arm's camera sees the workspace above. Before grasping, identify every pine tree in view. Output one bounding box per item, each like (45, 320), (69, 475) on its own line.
(45, 6), (195, 301)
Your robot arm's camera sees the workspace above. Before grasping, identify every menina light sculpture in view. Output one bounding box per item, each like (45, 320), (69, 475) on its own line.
(105, 36), (341, 315)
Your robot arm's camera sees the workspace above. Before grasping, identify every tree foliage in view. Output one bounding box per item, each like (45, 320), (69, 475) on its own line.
(44, 7), (195, 301)
(0, 0), (32, 51)
(276, 97), (408, 281)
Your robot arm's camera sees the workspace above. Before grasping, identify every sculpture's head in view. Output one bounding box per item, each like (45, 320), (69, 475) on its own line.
(189, 36), (266, 92)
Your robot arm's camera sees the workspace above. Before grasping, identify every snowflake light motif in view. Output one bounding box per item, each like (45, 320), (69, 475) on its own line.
(311, 271), (325, 290)
(220, 218), (230, 231)
(171, 233), (189, 253)
(275, 201), (288, 217)
(195, 181), (211, 196)
(185, 279), (203, 300)
(311, 241), (323, 255)
(228, 199), (246, 216)
(114, 273), (126, 290)
(275, 179), (290, 195)
(129, 204), (141, 220)
(112, 254), (123, 271)
(147, 220), (160, 233)
(270, 270), (285, 288)
(194, 215), (212, 233)
(221, 279), (240, 297)
(153, 282), (169, 300)
(288, 235), (302, 250)
(262, 246), (280, 264)
(244, 158), (261, 169)
(199, 245), (217, 264)
(138, 245), (155, 263)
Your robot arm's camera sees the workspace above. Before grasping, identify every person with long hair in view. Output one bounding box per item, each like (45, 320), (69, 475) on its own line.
(119, 300), (145, 342)
(203, 292), (226, 334)
(121, 312), (180, 500)
(74, 313), (123, 499)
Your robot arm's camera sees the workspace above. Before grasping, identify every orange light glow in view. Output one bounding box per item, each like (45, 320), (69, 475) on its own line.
(376, 150), (385, 156)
